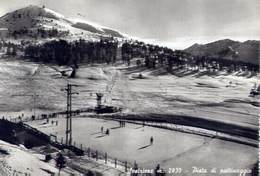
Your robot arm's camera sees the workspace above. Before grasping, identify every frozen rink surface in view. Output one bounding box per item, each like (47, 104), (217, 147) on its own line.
(27, 117), (258, 175)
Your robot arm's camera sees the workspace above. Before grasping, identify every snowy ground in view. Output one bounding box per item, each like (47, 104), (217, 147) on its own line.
(0, 140), (75, 176)
(0, 58), (258, 127)
(0, 138), (128, 176)
(0, 58), (259, 175)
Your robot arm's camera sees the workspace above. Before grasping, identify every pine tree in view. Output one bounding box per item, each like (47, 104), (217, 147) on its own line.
(6, 45), (12, 56)
(56, 154), (67, 176)
(12, 45), (17, 56)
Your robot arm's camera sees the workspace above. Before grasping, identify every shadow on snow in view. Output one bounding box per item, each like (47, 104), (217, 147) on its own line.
(138, 144), (152, 150)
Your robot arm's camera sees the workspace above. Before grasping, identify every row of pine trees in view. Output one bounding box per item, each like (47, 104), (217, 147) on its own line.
(121, 41), (259, 73)
(1, 38), (258, 73)
(24, 39), (118, 66)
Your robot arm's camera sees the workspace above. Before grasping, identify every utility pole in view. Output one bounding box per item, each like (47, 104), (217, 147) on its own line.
(66, 85), (70, 146)
(33, 93), (39, 118)
(64, 84), (78, 146)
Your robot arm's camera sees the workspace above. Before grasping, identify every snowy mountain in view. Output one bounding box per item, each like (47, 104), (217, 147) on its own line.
(185, 39), (259, 64)
(0, 5), (127, 41)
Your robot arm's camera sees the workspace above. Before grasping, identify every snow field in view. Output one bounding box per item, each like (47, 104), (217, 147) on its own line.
(0, 58), (258, 175)
(0, 59), (258, 130)
(0, 140), (73, 176)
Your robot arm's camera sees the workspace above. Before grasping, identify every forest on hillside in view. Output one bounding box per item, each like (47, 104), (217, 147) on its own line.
(23, 39), (118, 66)
(1, 39), (259, 73)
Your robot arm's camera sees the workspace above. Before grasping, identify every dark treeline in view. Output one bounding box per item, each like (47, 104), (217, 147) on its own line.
(0, 41), (19, 56)
(24, 38), (118, 66)
(20, 38), (259, 73)
(9, 27), (69, 40)
(121, 40), (259, 73)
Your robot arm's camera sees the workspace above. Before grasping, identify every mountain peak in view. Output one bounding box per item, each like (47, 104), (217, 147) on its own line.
(218, 38), (235, 42)
(185, 43), (203, 53)
(185, 39), (259, 64)
(2, 5), (65, 21)
(191, 43), (202, 47)
(0, 5), (126, 40)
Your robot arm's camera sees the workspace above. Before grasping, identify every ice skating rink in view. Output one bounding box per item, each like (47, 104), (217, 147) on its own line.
(26, 117), (258, 175)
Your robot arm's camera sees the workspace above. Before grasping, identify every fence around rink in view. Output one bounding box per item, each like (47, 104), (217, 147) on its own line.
(21, 125), (157, 175)
(1, 117), (144, 175)
(4, 115), (169, 175)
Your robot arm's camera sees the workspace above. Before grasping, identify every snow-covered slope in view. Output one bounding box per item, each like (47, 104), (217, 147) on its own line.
(0, 140), (63, 176)
(0, 5), (70, 29)
(0, 58), (258, 129)
(0, 5), (126, 41)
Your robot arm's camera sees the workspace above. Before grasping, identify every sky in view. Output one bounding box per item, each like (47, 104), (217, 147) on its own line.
(0, 0), (259, 49)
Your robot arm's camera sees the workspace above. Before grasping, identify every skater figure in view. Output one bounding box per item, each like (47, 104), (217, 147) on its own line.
(101, 126), (104, 133)
(106, 129), (110, 135)
(150, 137), (153, 145)
(56, 120), (58, 126)
(204, 137), (207, 144)
(51, 121), (54, 125)
(156, 164), (160, 172)
(119, 121), (122, 127)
